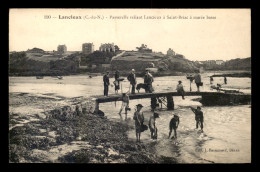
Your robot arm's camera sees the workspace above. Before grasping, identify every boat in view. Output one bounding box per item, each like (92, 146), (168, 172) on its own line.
(57, 76), (63, 80)
(36, 76), (44, 79)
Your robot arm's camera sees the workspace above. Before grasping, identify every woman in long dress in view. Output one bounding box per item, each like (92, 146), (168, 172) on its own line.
(133, 104), (144, 142)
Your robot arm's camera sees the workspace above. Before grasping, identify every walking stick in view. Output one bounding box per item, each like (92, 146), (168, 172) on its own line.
(121, 82), (123, 94)
(190, 80), (192, 92)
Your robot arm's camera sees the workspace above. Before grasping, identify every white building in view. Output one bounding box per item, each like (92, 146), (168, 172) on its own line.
(216, 60), (225, 65)
(99, 43), (115, 52)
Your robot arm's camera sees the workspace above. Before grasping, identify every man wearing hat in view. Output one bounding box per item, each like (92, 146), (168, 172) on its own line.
(144, 69), (154, 93)
(133, 104), (144, 142)
(190, 106), (204, 132)
(149, 112), (160, 139)
(168, 113), (180, 139)
(103, 71), (110, 96)
(194, 70), (202, 92)
(176, 80), (185, 100)
(127, 69), (137, 94)
(114, 70), (120, 94)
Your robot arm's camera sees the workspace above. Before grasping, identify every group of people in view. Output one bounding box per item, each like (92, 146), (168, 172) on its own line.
(210, 76), (227, 92)
(103, 69), (229, 97)
(103, 70), (122, 96)
(133, 104), (204, 143)
(176, 70), (203, 99)
(103, 69), (206, 143)
(103, 68), (154, 96)
(210, 76), (227, 85)
(127, 68), (154, 94)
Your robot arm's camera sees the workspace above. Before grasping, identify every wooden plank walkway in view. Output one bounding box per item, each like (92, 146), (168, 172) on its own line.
(92, 91), (251, 103)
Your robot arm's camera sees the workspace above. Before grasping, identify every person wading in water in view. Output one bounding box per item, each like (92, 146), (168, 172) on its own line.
(224, 76), (227, 84)
(133, 104), (144, 143)
(168, 113), (180, 139)
(118, 92), (130, 121)
(210, 76), (214, 85)
(149, 112), (160, 140)
(190, 106), (204, 132)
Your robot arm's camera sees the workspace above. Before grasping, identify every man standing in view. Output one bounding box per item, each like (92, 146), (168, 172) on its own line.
(189, 74), (194, 92)
(133, 104), (144, 143)
(210, 76), (214, 84)
(144, 69), (154, 93)
(194, 70), (202, 92)
(127, 69), (137, 94)
(224, 77), (227, 84)
(168, 114), (180, 139)
(176, 80), (185, 100)
(103, 71), (110, 96)
(149, 112), (160, 140)
(190, 106), (204, 132)
(114, 70), (120, 94)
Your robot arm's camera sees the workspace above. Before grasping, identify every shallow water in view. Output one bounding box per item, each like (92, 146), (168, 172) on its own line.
(9, 72), (251, 97)
(9, 72), (251, 163)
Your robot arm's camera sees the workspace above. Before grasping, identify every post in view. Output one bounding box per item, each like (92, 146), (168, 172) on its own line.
(166, 95), (174, 110)
(94, 100), (99, 114)
(151, 96), (157, 111)
(190, 80), (192, 92)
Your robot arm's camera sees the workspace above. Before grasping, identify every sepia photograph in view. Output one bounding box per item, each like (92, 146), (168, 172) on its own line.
(9, 8), (251, 163)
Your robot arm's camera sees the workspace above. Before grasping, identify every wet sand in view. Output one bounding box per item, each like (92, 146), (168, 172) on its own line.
(9, 93), (176, 163)
(9, 73), (251, 163)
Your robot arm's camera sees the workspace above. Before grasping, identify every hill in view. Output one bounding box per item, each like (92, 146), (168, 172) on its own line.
(110, 51), (199, 75)
(9, 52), (80, 76)
(222, 57), (251, 70)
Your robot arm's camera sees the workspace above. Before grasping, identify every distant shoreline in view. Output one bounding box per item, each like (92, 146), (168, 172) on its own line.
(9, 70), (251, 78)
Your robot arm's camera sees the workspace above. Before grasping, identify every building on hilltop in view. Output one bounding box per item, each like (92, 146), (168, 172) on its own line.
(57, 45), (67, 54)
(99, 43), (115, 52)
(136, 44), (152, 53)
(167, 48), (175, 56)
(27, 47), (45, 53)
(216, 60), (225, 65)
(82, 43), (94, 55)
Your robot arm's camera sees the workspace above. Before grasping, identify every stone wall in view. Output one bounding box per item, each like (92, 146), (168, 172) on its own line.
(201, 93), (251, 106)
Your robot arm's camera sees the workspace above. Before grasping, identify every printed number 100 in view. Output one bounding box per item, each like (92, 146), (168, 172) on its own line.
(44, 15), (51, 19)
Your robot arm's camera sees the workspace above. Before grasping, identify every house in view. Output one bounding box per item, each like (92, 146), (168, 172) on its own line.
(99, 43), (115, 52)
(82, 43), (94, 55)
(216, 60), (225, 65)
(57, 45), (67, 54)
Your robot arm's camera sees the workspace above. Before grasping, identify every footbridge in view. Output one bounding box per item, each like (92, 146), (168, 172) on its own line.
(91, 91), (251, 113)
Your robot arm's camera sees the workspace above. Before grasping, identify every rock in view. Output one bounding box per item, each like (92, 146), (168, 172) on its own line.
(96, 145), (103, 149)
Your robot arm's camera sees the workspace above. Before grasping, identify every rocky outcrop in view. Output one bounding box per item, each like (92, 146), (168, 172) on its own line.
(110, 51), (199, 74)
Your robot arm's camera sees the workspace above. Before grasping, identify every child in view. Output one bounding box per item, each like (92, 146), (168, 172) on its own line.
(118, 92), (130, 120)
(149, 112), (160, 139)
(176, 81), (185, 100)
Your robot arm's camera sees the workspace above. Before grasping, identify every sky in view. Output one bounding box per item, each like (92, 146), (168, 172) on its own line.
(9, 9), (251, 61)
